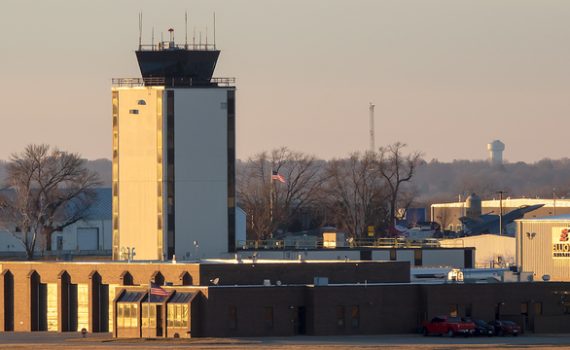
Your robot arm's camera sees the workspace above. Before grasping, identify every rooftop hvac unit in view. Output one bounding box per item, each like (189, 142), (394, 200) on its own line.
(314, 277), (329, 286)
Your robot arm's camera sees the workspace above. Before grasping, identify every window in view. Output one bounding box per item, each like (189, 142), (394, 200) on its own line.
(167, 304), (174, 327)
(449, 304), (459, 317)
(336, 306), (345, 329)
(521, 302), (528, 315)
(129, 109), (139, 115)
(534, 302), (543, 315)
(350, 306), (360, 329)
(142, 304), (156, 327)
(181, 305), (189, 328)
(175, 305), (182, 327)
(132, 305), (139, 327)
(118, 304), (138, 328)
(137, 99), (146, 105)
(118, 304), (124, 328)
(229, 305), (237, 330)
(465, 304), (472, 318)
(264, 307), (274, 330)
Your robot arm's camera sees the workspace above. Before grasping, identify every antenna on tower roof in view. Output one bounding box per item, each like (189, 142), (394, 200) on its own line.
(193, 27), (196, 49)
(185, 11), (188, 49)
(151, 26), (154, 50)
(138, 12), (143, 50)
(369, 102), (376, 153)
(205, 27), (208, 49)
(213, 12), (216, 49)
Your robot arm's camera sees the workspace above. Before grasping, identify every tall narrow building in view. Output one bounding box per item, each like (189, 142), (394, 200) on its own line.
(112, 30), (236, 261)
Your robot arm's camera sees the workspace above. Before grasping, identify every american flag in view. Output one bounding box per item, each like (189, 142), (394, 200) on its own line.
(150, 282), (169, 297)
(271, 170), (286, 184)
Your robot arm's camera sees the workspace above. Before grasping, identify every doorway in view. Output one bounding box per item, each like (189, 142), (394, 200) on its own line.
(295, 307), (306, 335)
(156, 305), (163, 337)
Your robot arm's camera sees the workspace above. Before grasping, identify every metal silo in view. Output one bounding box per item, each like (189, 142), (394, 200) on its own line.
(465, 193), (482, 219)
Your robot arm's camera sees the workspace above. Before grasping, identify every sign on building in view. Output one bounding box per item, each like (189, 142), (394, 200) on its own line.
(552, 227), (570, 258)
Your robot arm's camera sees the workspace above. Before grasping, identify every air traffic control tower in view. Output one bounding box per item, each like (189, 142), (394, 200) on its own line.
(111, 29), (236, 261)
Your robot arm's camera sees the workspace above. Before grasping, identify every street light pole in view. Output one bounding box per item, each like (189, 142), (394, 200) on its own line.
(497, 191), (506, 236)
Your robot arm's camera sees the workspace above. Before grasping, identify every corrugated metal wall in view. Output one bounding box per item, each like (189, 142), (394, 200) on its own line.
(517, 219), (570, 281)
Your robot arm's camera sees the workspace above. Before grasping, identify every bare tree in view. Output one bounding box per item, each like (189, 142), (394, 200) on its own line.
(236, 154), (272, 240)
(236, 147), (325, 240)
(271, 147), (327, 233)
(0, 144), (100, 260)
(324, 152), (388, 238)
(378, 142), (422, 229)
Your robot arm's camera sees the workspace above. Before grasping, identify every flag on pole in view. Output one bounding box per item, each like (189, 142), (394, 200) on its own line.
(271, 170), (286, 183)
(150, 282), (169, 297)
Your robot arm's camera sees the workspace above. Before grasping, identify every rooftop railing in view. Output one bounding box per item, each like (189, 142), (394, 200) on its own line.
(138, 42), (217, 52)
(236, 238), (465, 250)
(112, 77), (235, 88)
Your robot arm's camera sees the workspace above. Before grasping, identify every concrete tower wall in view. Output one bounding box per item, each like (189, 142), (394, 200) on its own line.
(113, 87), (165, 260)
(172, 88), (234, 260)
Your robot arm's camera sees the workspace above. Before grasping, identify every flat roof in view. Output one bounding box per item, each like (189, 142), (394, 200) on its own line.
(432, 198), (570, 208)
(517, 214), (570, 222)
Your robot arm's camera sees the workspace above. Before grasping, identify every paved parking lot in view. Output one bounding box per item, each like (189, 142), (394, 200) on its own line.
(1, 332), (570, 349)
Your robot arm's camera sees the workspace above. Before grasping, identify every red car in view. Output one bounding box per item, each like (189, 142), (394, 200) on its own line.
(422, 316), (476, 337)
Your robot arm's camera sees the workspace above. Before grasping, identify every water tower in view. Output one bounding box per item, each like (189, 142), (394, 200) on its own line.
(487, 140), (505, 166)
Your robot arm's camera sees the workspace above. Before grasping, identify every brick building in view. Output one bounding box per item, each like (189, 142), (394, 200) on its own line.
(1, 260), (570, 337)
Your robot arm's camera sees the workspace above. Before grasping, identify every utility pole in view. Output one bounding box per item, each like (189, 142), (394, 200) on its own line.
(269, 173), (274, 239)
(497, 190), (506, 236)
(553, 188), (557, 216)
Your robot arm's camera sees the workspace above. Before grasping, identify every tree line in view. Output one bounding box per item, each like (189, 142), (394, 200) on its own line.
(237, 143), (422, 240)
(2, 143), (570, 258)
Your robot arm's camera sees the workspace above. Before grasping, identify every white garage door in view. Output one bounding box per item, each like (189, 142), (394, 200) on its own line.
(77, 228), (99, 251)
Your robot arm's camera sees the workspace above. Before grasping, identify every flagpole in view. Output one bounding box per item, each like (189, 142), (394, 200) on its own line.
(147, 281), (151, 338)
(269, 170), (274, 239)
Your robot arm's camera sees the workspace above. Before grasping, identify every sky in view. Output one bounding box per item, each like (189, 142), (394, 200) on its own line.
(0, 0), (569, 162)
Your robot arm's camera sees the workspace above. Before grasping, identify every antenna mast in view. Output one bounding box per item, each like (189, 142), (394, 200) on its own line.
(369, 102), (376, 152)
(185, 11), (188, 49)
(138, 12), (143, 50)
(213, 12), (216, 49)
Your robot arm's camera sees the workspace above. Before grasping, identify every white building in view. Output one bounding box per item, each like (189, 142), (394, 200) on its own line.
(112, 33), (236, 261)
(0, 188), (112, 257)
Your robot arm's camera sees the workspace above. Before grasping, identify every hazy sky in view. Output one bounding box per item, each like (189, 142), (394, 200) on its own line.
(1, 0), (569, 162)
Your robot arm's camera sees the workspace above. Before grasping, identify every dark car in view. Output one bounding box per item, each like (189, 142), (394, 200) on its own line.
(488, 320), (521, 336)
(469, 319), (494, 336)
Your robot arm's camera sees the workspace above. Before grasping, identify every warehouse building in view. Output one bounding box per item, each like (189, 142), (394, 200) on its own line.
(431, 196), (570, 234)
(516, 215), (570, 281)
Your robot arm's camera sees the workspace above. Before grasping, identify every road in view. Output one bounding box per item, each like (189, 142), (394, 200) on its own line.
(1, 332), (570, 349)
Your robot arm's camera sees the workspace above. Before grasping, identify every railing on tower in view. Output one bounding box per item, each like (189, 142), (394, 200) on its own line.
(112, 77), (235, 88)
